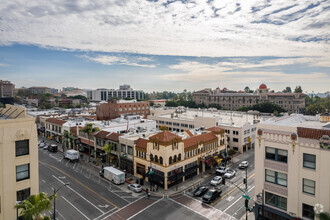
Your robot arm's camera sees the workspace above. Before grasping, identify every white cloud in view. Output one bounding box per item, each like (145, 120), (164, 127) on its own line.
(82, 55), (156, 68)
(0, 0), (328, 60)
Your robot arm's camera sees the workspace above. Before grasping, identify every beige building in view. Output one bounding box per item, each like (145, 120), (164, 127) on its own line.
(28, 87), (51, 94)
(0, 80), (15, 98)
(133, 128), (226, 190)
(193, 84), (306, 113)
(254, 114), (330, 220)
(0, 105), (39, 220)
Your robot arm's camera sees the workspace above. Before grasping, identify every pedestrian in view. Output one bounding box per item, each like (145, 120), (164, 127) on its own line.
(146, 188), (150, 198)
(155, 185), (158, 192)
(152, 185), (155, 192)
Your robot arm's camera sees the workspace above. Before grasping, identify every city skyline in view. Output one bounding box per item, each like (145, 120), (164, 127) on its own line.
(0, 0), (329, 92)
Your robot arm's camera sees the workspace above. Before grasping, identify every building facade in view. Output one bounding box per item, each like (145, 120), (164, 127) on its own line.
(193, 84), (306, 113)
(133, 129), (226, 190)
(96, 99), (150, 120)
(0, 80), (15, 98)
(89, 85), (144, 101)
(0, 105), (39, 220)
(28, 87), (51, 94)
(254, 114), (330, 220)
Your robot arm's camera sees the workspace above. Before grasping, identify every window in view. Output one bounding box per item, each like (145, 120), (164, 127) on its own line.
(16, 140), (29, 157)
(169, 156), (172, 165)
(178, 153), (181, 161)
(159, 157), (163, 165)
(265, 169), (287, 187)
(154, 142), (158, 150)
(303, 178), (315, 195)
(265, 147), (287, 163)
(17, 188), (30, 201)
(233, 138), (239, 142)
(302, 203), (314, 219)
(233, 130), (239, 135)
(150, 154), (153, 162)
(155, 155), (158, 163)
(265, 192), (287, 210)
(121, 144), (126, 153)
(303, 153), (316, 169)
(174, 155), (177, 163)
(16, 164), (30, 181)
(127, 146), (133, 155)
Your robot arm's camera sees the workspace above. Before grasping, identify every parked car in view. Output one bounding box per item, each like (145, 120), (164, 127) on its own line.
(39, 142), (46, 148)
(193, 186), (208, 197)
(224, 170), (236, 178)
(210, 176), (222, 186)
(202, 189), (222, 203)
(48, 144), (58, 153)
(43, 145), (48, 150)
(239, 161), (249, 169)
(216, 166), (228, 175)
(128, 183), (142, 193)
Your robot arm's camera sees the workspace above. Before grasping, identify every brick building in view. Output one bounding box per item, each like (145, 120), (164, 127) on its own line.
(96, 99), (150, 120)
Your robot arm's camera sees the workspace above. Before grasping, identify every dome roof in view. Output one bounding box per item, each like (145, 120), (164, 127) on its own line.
(259, 84), (267, 89)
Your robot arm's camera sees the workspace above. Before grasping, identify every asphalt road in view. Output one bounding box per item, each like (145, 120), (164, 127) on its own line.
(39, 137), (255, 220)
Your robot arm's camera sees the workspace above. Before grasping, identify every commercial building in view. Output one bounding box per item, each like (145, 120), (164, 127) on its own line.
(28, 87), (51, 94)
(0, 105), (39, 220)
(133, 128), (226, 190)
(254, 114), (330, 220)
(193, 84), (306, 113)
(89, 85), (144, 101)
(96, 99), (150, 120)
(149, 107), (270, 153)
(0, 80), (15, 98)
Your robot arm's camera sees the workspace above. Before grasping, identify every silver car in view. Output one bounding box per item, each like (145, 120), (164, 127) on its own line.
(224, 170), (236, 178)
(239, 161), (249, 169)
(128, 183), (142, 193)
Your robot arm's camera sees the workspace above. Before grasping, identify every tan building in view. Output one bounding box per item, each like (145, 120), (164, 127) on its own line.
(0, 80), (15, 98)
(254, 114), (330, 220)
(133, 128), (226, 190)
(28, 87), (51, 94)
(193, 84), (306, 113)
(0, 105), (39, 220)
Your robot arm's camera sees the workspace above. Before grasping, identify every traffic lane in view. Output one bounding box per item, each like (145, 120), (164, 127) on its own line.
(131, 199), (209, 220)
(225, 186), (255, 219)
(39, 150), (130, 209)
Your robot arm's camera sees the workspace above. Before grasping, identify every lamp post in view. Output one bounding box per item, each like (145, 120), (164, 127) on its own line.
(53, 183), (70, 220)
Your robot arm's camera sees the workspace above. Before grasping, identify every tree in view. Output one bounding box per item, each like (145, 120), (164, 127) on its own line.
(15, 192), (55, 220)
(294, 86), (303, 93)
(62, 130), (76, 151)
(102, 143), (114, 165)
(159, 125), (169, 131)
(282, 86), (292, 93)
(81, 123), (100, 162)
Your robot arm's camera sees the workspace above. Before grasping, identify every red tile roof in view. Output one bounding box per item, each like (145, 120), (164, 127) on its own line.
(149, 131), (182, 143)
(80, 138), (94, 146)
(185, 130), (194, 137)
(45, 118), (67, 125)
(268, 93), (306, 97)
(95, 131), (111, 139)
(297, 127), (330, 140)
(136, 138), (148, 149)
(206, 127), (225, 134)
(183, 132), (218, 148)
(193, 89), (211, 94)
(106, 133), (122, 142)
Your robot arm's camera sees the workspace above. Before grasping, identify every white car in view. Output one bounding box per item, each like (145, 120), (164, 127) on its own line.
(210, 176), (222, 186)
(128, 184), (142, 193)
(216, 166), (228, 175)
(38, 142), (46, 148)
(239, 161), (249, 169)
(224, 170), (236, 178)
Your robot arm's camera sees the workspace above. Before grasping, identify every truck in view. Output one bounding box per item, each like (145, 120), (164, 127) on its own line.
(64, 150), (79, 162)
(100, 167), (125, 185)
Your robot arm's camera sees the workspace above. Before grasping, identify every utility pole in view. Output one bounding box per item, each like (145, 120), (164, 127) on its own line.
(53, 183), (69, 220)
(245, 166), (248, 190)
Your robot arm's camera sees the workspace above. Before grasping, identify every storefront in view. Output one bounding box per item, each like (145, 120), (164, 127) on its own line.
(167, 167), (183, 188)
(120, 157), (133, 175)
(185, 161), (198, 180)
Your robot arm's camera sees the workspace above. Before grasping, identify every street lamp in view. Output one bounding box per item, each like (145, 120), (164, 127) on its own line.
(53, 182), (70, 220)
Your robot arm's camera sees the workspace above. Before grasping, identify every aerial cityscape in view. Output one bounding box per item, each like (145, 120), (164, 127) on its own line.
(0, 0), (329, 220)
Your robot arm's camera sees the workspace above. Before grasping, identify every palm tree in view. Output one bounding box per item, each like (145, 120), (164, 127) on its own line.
(14, 192), (55, 220)
(103, 143), (114, 166)
(62, 130), (77, 151)
(81, 123), (100, 162)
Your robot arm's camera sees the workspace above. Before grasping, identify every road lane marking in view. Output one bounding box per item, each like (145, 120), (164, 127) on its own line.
(93, 208), (116, 220)
(42, 179), (46, 183)
(62, 196), (90, 220)
(223, 186), (255, 213)
(127, 198), (163, 220)
(53, 175), (105, 214)
(211, 173), (255, 206)
(39, 161), (120, 210)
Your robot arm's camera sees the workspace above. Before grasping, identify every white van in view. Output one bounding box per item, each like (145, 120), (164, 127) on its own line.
(64, 150), (79, 162)
(100, 167), (125, 185)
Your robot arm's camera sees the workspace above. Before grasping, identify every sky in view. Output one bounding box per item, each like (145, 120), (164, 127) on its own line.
(0, 0), (329, 93)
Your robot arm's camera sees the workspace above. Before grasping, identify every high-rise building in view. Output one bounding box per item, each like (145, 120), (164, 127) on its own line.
(0, 105), (39, 220)
(89, 85), (144, 101)
(254, 114), (330, 220)
(0, 80), (15, 98)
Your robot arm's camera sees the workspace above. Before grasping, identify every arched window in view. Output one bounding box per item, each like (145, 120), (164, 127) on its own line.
(159, 157), (163, 165)
(169, 156), (172, 165)
(174, 155), (177, 163)
(150, 154), (153, 162)
(178, 153), (181, 161)
(155, 155), (158, 163)
(198, 149), (200, 154)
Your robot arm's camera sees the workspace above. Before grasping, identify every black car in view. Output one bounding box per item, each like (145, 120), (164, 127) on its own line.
(202, 189), (222, 204)
(48, 144), (58, 153)
(193, 186), (208, 197)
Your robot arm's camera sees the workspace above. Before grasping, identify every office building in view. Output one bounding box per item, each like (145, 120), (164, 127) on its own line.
(254, 114), (330, 220)
(0, 105), (39, 220)
(28, 87), (51, 95)
(89, 85), (144, 101)
(0, 80), (15, 98)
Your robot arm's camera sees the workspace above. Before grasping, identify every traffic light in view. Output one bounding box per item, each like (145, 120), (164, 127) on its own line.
(222, 177), (226, 185)
(245, 199), (248, 209)
(243, 178), (246, 184)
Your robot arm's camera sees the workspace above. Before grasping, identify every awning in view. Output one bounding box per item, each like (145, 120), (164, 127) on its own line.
(80, 138), (94, 147)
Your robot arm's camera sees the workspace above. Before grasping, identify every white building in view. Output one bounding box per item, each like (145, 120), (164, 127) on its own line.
(89, 85), (144, 101)
(254, 114), (330, 220)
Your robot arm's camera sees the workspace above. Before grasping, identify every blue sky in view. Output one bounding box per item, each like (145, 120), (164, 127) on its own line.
(0, 0), (329, 92)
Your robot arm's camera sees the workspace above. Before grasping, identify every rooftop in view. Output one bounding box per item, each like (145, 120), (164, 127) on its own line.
(0, 105), (27, 120)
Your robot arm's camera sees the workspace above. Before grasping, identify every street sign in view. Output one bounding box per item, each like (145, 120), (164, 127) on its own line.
(242, 194), (251, 200)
